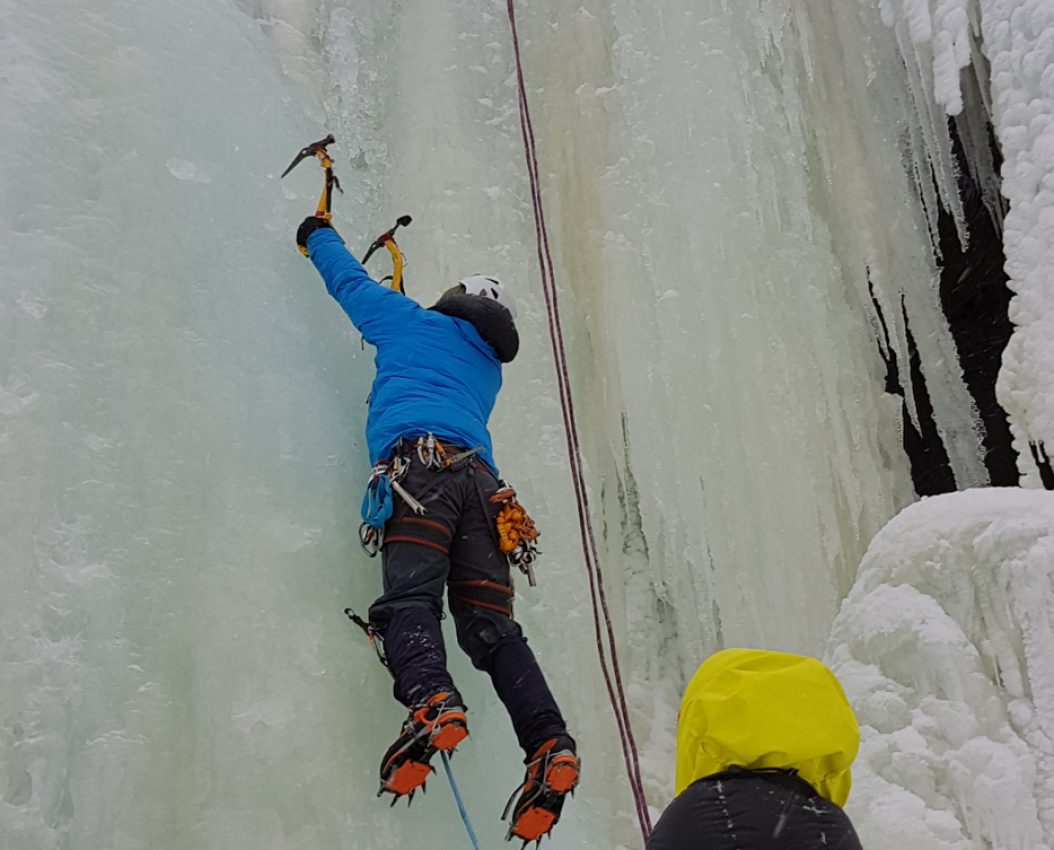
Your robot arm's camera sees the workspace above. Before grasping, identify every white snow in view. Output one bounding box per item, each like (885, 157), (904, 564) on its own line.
(3, 1), (1054, 849)
(830, 489), (1054, 849)
(980, 0), (1054, 484)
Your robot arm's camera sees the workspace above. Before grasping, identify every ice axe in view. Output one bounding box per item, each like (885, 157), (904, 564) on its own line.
(362, 215), (413, 294)
(281, 133), (343, 255)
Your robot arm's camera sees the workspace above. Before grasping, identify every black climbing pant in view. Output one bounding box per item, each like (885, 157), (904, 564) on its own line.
(368, 447), (570, 756)
(645, 769), (863, 850)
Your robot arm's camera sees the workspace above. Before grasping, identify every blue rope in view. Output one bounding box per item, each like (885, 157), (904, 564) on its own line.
(440, 751), (482, 850)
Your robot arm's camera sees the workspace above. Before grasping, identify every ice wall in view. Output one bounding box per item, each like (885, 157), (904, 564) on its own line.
(307, 1), (948, 838)
(481, 2), (997, 826)
(0, 1), (1029, 849)
(829, 490), (1054, 849)
(0, 2), (392, 848)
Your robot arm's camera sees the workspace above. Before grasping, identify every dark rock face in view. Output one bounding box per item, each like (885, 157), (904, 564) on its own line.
(873, 112), (1021, 495)
(870, 282), (955, 496)
(935, 121), (1018, 487)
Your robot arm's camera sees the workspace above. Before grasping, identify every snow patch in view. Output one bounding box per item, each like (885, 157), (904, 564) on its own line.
(979, 0), (1054, 483)
(829, 489), (1054, 848)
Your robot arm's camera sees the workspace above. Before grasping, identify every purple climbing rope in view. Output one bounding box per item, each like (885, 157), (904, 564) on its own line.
(504, 2), (652, 842)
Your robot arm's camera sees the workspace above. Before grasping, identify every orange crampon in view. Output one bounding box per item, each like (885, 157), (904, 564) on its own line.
(378, 691), (469, 804)
(504, 736), (580, 846)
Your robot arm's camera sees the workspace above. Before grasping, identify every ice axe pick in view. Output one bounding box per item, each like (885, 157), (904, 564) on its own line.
(282, 133), (343, 255)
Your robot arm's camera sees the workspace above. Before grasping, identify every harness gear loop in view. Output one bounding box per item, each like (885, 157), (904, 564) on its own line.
(359, 461), (394, 556)
(281, 134), (344, 256)
(359, 523), (383, 557)
(359, 457), (423, 556)
(490, 485), (540, 587)
(418, 434), (439, 469)
(405, 434), (482, 472)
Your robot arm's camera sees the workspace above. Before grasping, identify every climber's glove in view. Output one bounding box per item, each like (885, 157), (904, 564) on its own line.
(296, 216), (333, 252)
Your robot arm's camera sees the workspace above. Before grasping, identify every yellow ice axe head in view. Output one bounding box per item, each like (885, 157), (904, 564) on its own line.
(281, 134), (343, 254)
(362, 216), (414, 293)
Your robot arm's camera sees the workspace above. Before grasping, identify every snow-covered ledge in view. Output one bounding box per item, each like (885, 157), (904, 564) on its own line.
(827, 489), (1054, 849)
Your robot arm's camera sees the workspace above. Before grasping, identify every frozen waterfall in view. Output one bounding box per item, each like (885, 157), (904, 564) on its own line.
(3, 1), (1053, 849)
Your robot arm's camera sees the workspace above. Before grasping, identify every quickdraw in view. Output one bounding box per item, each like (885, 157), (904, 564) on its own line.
(359, 461), (393, 555)
(490, 486), (540, 586)
(417, 434), (440, 468)
(359, 456), (427, 556)
(344, 606), (388, 669)
(414, 435), (482, 472)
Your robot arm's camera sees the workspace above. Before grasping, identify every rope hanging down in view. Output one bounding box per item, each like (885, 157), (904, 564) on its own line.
(504, 2), (652, 842)
(441, 752), (482, 850)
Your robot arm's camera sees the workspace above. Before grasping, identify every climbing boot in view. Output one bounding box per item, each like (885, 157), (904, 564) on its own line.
(503, 735), (580, 845)
(378, 690), (469, 804)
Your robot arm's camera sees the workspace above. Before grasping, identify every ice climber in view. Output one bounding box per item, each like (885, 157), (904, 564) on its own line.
(646, 648), (863, 850)
(296, 216), (579, 844)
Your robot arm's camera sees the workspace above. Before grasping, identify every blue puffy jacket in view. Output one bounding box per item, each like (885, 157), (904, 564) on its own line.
(307, 227), (504, 475)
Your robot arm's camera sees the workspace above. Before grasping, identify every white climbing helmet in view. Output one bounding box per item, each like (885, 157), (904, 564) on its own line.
(458, 274), (517, 320)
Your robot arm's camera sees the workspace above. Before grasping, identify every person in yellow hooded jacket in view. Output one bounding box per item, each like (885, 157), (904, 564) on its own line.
(645, 648), (863, 850)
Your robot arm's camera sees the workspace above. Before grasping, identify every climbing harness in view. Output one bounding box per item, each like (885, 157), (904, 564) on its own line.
(357, 435), (538, 585)
(399, 436), (538, 584)
(281, 134), (343, 256)
(504, 1), (651, 840)
(363, 215), (414, 293)
(490, 486), (539, 586)
(407, 435), (483, 472)
(357, 436), (480, 557)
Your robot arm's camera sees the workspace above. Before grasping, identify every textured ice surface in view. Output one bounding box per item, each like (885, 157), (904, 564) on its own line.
(871, 0), (1054, 485)
(877, 0), (973, 115)
(829, 489), (1054, 849)
(2, 1), (1051, 849)
(980, 0), (1054, 484)
(0, 2), (383, 849)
